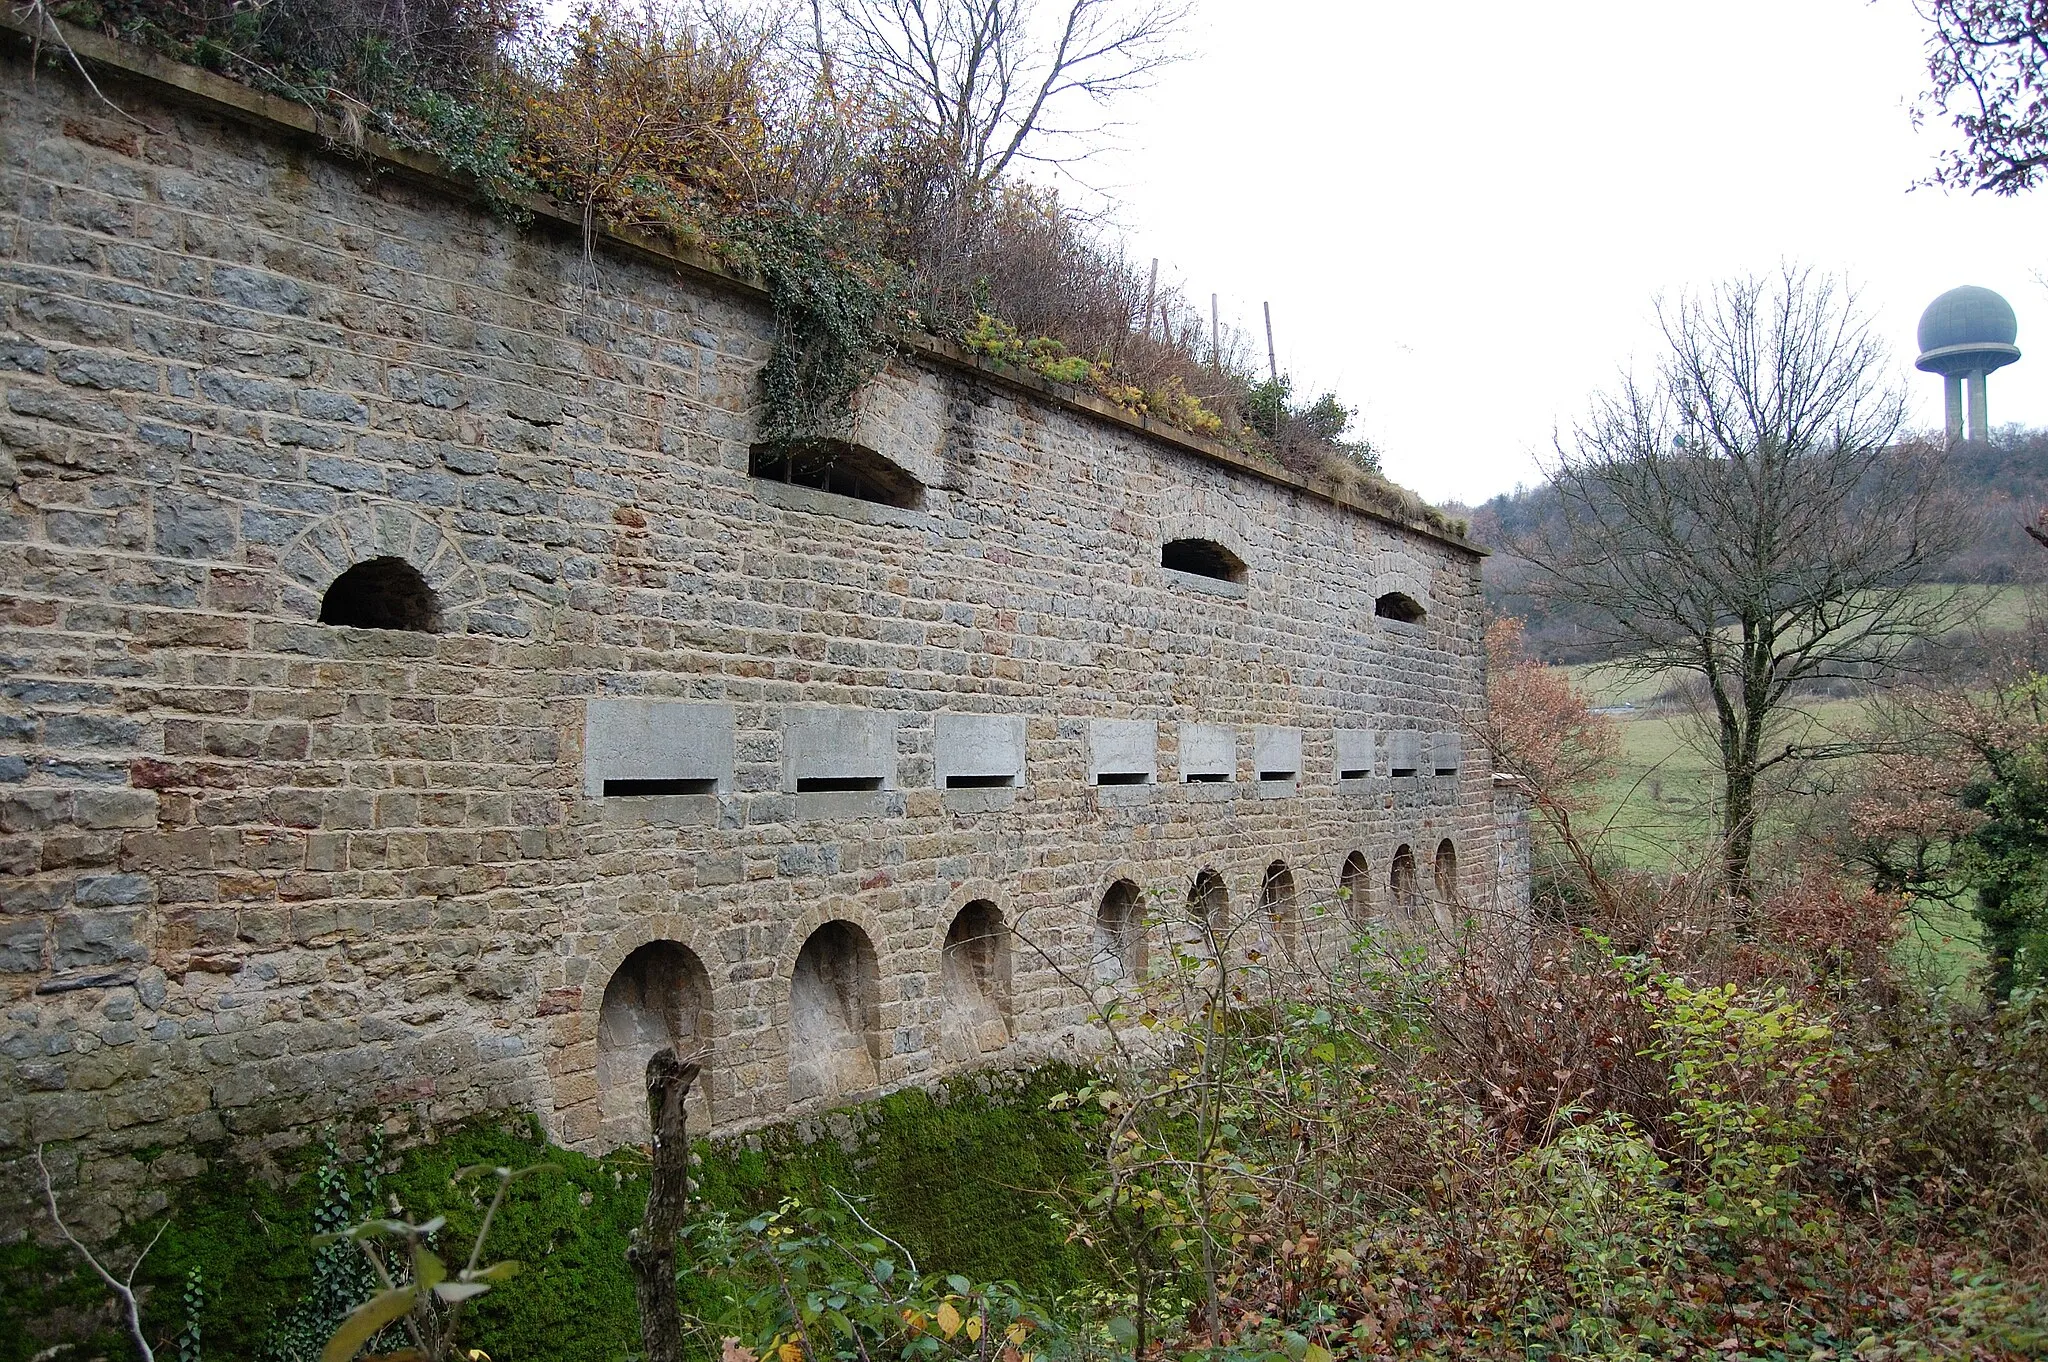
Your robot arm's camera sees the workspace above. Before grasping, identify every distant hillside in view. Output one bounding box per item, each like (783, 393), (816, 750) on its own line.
(1452, 426), (2048, 663)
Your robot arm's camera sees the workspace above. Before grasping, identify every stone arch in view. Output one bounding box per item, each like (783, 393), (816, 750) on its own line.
(788, 919), (883, 1106)
(939, 899), (1011, 1064)
(1435, 839), (1461, 906)
(1184, 867), (1230, 958)
(1155, 486), (1258, 579)
(1093, 878), (1146, 984)
(595, 941), (712, 1147)
(1369, 557), (1434, 627)
(1391, 843), (1420, 913)
(275, 504), (494, 633)
(1259, 860), (1300, 962)
(1339, 851), (1371, 928)
(572, 917), (732, 1143)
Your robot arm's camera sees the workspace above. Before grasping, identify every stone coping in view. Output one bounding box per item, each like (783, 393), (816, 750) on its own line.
(0, 10), (1479, 557)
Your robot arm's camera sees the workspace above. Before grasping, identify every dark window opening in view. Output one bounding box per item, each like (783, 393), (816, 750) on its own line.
(750, 440), (924, 510)
(1162, 538), (1247, 584)
(1374, 591), (1425, 624)
(1096, 771), (1151, 786)
(319, 556), (440, 632)
(1094, 880), (1146, 982)
(1434, 764), (1458, 776)
(1258, 770), (1297, 783)
(1339, 767), (1369, 780)
(945, 773), (1018, 789)
(1185, 771), (1229, 783)
(797, 776), (884, 793)
(1391, 767), (1419, 778)
(603, 778), (717, 797)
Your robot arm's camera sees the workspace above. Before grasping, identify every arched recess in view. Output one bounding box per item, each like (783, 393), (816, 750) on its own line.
(1184, 868), (1229, 959)
(1435, 839), (1461, 904)
(1391, 844), (1420, 914)
(1094, 879), (1146, 984)
(1259, 861), (1299, 962)
(320, 556), (440, 631)
(788, 919), (882, 1106)
(276, 504), (495, 633)
(1161, 538), (1247, 584)
(940, 900), (1011, 1064)
(1374, 592), (1426, 624)
(596, 941), (712, 1147)
(1339, 852), (1372, 928)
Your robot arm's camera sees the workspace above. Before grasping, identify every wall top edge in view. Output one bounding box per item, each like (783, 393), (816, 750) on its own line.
(0, 12), (1479, 558)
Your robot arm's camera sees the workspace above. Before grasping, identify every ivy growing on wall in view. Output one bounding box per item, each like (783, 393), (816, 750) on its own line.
(724, 214), (903, 445)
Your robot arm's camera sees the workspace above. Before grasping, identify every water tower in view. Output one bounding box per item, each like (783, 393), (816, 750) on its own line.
(1915, 285), (2020, 447)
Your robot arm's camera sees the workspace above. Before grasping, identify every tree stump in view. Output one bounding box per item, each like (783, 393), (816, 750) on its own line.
(628, 1050), (700, 1362)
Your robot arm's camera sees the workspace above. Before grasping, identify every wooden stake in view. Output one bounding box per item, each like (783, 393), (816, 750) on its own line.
(1211, 293), (1221, 373)
(1263, 301), (1278, 383)
(630, 1051), (701, 1362)
(1144, 258), (1159, 340)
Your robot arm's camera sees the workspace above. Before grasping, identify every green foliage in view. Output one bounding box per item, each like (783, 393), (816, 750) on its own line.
(727, 215), (902, 445)
(1959, 675), (2048, 995)
(314, 1163), (552, 1362)
(685, 1200), (1050, 1362)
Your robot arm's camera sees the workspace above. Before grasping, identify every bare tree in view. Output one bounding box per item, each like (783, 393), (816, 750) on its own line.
(1914, 1), (2048, 195)
(829, 0), (1189, 194)
(1514, 269), (1969, 910)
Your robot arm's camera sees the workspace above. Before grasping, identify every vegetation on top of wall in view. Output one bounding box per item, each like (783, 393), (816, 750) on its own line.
(23, 0), (1465, 538)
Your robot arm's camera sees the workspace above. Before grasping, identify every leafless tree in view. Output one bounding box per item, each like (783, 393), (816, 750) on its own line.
(1513, 268), (1970, 911)
(1914, 0), (2048, 195)
(829, 0), (1190, 195)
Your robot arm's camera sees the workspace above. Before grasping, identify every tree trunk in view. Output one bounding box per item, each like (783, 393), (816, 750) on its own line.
(1722, 757), (1758, 926)
(630, 1052), (700, 1362)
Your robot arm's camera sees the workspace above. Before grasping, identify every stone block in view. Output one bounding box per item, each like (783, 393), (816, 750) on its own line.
(1088, 719), (1156, 785)
(1177, 723), (1235, 782)
(932, 712), (1025, 789)
(782, 707), (897, 793)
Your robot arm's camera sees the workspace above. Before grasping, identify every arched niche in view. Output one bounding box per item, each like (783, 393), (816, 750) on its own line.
(1339, 851), (1371, 928)
(596, 941), (712, 1146)
(1259, 861), (1299, 962)
(1184, 868), (1229, 959)
(940, 900), (1011, 1063)
(1391, 844), (1420, 915)
(1374, 591), (1426, 625)
(1162, 538), (1247, 584)
(1434, 839), (1461, 928)
(320, 556), (440, 632)
(788, 920), (882, 1106)
(1093, 879), (1145, 984)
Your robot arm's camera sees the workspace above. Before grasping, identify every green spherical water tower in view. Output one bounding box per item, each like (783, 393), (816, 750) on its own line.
(1916, 285), (2021, 446)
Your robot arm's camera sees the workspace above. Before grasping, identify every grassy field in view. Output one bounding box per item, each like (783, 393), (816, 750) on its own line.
(1556, 638), (1996, 985)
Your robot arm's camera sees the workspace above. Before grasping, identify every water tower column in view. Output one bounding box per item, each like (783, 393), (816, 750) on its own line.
(1945, 373), (1964, 446)
(1967, 369), (1989, 443)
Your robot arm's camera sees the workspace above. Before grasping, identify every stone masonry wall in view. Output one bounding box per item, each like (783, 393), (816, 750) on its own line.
(0, 39), (1524, 1231)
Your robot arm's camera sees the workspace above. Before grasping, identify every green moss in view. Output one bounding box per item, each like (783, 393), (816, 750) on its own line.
(693, 1065), (1101, 1292)
(7, 1065), (1104, 1361)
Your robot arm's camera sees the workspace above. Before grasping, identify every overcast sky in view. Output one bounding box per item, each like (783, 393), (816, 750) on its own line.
(1082, 0), (2046, 506)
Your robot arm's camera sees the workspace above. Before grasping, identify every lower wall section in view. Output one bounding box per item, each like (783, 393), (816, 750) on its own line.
(3, 1071), (1104, 1362)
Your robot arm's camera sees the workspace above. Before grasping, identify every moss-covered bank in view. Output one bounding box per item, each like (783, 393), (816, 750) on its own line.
(4, 1065), (1102, 1362)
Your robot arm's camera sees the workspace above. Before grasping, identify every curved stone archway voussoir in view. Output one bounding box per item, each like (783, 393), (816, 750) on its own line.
(275, 503), (492, 630)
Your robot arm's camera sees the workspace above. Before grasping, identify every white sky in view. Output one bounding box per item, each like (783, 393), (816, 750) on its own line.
(1082, 0), (2047, 505)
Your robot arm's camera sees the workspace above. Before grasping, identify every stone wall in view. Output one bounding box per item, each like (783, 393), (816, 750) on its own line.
(0, 33), (1526, 1231)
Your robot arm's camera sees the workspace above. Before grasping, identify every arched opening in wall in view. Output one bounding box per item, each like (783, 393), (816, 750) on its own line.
(596, 941), (711, 1146)
(1259, 861), (1299, 963)
(1185, 869), (1229, 959)
(1374, 592), (1425, 625)
(1391, 844), (1420, 914)
(940, 900), (1011, 1063)
(1435, 840), (1461, 905)
(1339, 852), (1371, 929)
(1093, 879), (1145, 984)
(749, 439), (925, 510)
(319, 557), (440, 632)
(1162, 538), (1247, 584)
(788, 920), (881, 1106)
